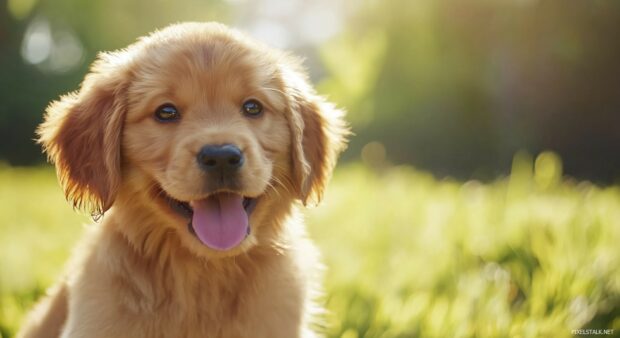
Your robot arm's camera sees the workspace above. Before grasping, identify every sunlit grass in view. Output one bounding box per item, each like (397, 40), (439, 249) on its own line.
(1, 155), (619, 337)
(0, 165), (88, 337)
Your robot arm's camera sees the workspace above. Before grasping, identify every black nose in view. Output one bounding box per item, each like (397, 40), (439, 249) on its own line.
(197, 144), (244, 173)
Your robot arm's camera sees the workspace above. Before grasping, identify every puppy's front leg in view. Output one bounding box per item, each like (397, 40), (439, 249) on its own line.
(16, 282), (69, 338)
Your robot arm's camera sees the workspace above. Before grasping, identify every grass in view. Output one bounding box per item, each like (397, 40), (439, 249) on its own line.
(0, 153), (619, 337)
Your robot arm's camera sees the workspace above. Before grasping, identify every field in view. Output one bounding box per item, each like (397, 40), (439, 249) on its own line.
(0, 155), (619, 337)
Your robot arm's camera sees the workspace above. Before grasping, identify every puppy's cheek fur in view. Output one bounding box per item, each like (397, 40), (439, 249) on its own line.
(122, 122), (176, 177)
(238, 143), (273, 197)
(253, 114), (295, 188)
(161, 142), (203, 199)
(122, 126), (203, 202)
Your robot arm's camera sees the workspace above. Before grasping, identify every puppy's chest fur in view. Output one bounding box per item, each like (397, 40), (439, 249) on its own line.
(63, 220), (314, 338)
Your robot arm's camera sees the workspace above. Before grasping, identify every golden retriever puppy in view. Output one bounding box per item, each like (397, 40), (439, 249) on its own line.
(17, 22), (347, 338)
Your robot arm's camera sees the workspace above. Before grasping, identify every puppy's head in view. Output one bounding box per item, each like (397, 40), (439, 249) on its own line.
(38, 22), (347, 257)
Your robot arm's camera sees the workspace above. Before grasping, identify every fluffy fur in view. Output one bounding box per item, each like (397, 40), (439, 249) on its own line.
(18, 22), (347, 338)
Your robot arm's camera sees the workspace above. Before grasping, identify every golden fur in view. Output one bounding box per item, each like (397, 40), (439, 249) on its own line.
(18, 22), (347, 338)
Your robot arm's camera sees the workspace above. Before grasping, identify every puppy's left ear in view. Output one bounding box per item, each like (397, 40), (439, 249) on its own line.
(37, 52), (131, 214)
(286, 71), (349, 205)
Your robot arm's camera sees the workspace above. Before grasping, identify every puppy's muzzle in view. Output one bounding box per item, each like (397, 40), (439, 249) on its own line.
(197, 144), (244, 176)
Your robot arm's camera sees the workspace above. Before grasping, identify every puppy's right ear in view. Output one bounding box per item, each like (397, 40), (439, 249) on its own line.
(37, 52), (131, 214)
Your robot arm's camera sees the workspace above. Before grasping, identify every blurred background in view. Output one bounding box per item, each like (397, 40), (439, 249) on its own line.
(1, 0), (619, 337)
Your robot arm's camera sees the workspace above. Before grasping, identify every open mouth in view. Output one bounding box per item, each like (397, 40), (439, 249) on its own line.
(158, 188), (258, 251)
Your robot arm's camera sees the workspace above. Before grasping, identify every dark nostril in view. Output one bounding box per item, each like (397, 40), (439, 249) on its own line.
(197, 144), (244, 172)
(228, 155), (241, 166)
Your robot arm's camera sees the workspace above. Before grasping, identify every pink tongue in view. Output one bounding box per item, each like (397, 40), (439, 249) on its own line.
(190, 193), (248, 251)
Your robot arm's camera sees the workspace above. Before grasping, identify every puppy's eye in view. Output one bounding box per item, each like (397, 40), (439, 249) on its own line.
(242, 99), (263, 117)
(154, 104), (180, 122)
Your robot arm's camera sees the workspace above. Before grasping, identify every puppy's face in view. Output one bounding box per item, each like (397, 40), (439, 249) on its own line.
(123, 33), (294, 255)
(38, 23), (347, 258)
